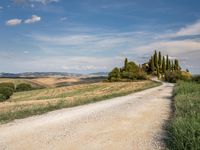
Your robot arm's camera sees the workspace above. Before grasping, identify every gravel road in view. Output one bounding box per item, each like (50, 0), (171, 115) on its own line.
(0, 82), (173, 150)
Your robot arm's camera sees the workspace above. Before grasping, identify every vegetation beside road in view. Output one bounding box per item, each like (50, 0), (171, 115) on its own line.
(0, 80), (160, 124)
(166, 81), (200, 150)
(108, 50), (191, 83)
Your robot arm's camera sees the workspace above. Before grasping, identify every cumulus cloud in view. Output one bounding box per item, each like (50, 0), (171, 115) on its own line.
(6, 15), (41, 26)
(24, 15), (41, 24)
(6, 19), (22, 26)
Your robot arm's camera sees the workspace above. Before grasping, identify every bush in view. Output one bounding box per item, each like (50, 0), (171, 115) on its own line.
(108, 67), (121, 81)
(16, 83), (32, 92)
(0, 82), (15, 90)
(192, 75), (200, 83)
(165, 71), (181, 83)
(136, 70), (148, 80)
(0, 87), (13, 102)
(165, 71), (192, 83)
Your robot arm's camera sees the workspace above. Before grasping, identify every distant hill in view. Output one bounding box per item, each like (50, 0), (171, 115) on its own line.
(0, 72), (108, 78)
(89, 72), (108, 76)
(0, 72), (83, 78)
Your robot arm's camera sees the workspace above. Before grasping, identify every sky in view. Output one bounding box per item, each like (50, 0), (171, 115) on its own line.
(0, 0), (200, 74)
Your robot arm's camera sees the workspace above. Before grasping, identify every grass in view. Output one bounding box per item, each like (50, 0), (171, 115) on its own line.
(0, 80), (161, 124)
(166, 81), (200, 150)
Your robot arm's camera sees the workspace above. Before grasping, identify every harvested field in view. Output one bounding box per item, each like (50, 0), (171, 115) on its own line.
(0, 80), (160, 123)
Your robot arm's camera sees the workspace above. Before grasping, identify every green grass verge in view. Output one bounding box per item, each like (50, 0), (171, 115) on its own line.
(0, 81), (161, 124)
(166, 81), (200, 150)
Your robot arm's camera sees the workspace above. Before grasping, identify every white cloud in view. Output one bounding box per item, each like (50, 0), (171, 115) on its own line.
(60, 17), (67, 21)
(176, 20), (200, 36)
(23, 51), (29, 54)
(6, 19), (22, 26)
(158, 20), (200, 39)
(0, 6), (3, 10)
(24, 15), (41, 24)
(29, 0), (59, 4)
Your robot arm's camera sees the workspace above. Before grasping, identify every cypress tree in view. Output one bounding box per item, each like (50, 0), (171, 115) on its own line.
(154, 50), (158, 69)
(158, 51), (162, 69)
(150, 56), (155, 72)
(157, 68), (160, 78)
(171, 60), (174, 71)
(174, 59), (180, 70)
(162, 56), (166, 74)
(166, 55), (169, 70)
(124, 58), (128, 71)
(168, 60), (171, 70)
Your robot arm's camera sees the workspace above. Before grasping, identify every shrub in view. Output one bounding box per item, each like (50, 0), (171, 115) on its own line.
(192, 75), (200, 83)
(0, 87), (13, 102)
(180, 71), (192, 81)
(0, 82), (15, 90)
(16, 83), (32, 92)
(165, 71), (181, 83)
(136, 70), (148, 80)
(165, 71), (192, 83)
(108, 67), (121, 81)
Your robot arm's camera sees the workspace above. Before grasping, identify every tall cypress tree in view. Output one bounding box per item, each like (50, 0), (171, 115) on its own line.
(124, 58), (128, 71)
(154, 50), (158, 69)
(171, 60), (174, 70)
(158, 51), (162, 69)
(166, 55), (169, 70)
(162, 56), (166, 73)
(174, 59), (180, 70)
(150, 56), (155, 72)
(168, 60), (171, 70)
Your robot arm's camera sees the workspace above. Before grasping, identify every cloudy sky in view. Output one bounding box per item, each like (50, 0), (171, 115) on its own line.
(0, 0), (200, 74)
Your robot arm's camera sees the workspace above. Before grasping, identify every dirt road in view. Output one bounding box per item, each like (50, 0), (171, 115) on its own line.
(0, 82), (173, 150)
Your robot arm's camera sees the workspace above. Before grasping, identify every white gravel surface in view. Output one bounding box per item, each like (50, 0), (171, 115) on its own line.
(0, 82), (173, 150)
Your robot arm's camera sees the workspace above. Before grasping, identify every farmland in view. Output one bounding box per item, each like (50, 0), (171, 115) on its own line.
(0, 79), (160, 123)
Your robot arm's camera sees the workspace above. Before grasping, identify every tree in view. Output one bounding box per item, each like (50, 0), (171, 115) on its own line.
(168, 60), (171, 70)
(124, 58), (128, 71)
(171, 60), (174, 70)
(157, 68), (160, 78)
(158, 51), (162, 69)
(16, 83), (32, 92)
(154, 50), (158, 68)
(174, 59), (180, 70)
(166, 55), (169, 70)
(162, 56), (166, 74)
(150, 56), (155, 72)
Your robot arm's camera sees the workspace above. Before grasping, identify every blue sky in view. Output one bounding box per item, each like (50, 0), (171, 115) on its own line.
(0, 0), (200, 74)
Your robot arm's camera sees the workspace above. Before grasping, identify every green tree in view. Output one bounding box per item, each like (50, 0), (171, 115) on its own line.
(154, 50), (158, 68)
(171, 60), (174, 70)
(166, 55), (169, 70)
(124, 58), (128, 71)
(162, 56), (166, 74)
(16, 83), (32, 92)
(150, 56), (155, 72)
(158, 51), (162, 69)
(174, 59), (180, 70)
(168, 60), (171, 70)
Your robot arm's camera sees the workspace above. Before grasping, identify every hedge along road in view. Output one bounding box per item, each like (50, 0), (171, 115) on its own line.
(0, 81), (173, 150)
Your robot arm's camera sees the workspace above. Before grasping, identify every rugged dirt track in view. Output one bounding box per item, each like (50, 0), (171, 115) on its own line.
(0, 82), (173, 150)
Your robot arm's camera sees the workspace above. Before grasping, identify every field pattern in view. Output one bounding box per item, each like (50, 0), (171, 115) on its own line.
(0, 80), (159, 123)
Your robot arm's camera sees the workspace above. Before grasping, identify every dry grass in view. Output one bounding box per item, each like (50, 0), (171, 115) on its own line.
(0, 80), (160, 123)
(30, 77), (81, 87)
